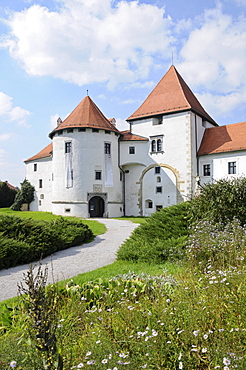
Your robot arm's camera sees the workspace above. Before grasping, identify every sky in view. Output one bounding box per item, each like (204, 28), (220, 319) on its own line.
(0, 0), (245, 187)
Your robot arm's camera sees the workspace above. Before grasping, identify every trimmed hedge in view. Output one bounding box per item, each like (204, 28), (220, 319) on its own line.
(0, 215), (93, 269)
(117, 202), (192, 263)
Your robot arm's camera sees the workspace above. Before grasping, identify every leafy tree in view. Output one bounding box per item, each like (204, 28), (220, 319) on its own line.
(0, 181), (18, 207)
(190, 177), (246, 225)
(11, 179), (35, 211)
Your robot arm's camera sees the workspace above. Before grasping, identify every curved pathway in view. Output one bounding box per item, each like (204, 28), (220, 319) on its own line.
(0, 219), (138, 302)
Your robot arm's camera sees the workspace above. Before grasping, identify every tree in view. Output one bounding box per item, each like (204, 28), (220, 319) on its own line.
(0, 181), (18, 207)
(11, 179), (35, 211)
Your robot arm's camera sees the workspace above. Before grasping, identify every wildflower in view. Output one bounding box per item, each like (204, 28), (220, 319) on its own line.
(202, 348), (208, 353)
(102, 359), (108, 364)
(77, 364), (84, 368)
(141, 365), (147, 368)
(10, 361), (17, 368)
(152, 330), (158, 336)
(193, 330), (199, 336)
(203, 334), (208, 339)
(96, 340), (101, 344)
(223, 367), (229, 370)
(87, 360), (96, 365)
(223, 358), (231, 366)
(178, 353), (182, 360)
(86, 351), (92, 356)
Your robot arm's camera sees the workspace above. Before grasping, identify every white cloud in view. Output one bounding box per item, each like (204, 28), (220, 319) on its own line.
(177, 7), (246, 92)
(0, 0), (173, 87)
(115, 118), (129, 131)
(50, 114), (60, 129)
(0, 133), (11, 141)
(0, 92), (31, 126)
(176, 6), (246, 119)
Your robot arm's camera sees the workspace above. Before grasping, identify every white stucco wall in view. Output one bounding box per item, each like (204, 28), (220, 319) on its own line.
(25, 157), (53, 212)
(199, 151), (246, 186)
(52, 128), (123, 217)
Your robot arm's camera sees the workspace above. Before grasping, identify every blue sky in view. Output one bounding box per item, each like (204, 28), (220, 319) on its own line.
(0, 0), (245, 187)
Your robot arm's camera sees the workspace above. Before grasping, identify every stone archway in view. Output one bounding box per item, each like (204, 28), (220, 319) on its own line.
(138, 163), (182, 216)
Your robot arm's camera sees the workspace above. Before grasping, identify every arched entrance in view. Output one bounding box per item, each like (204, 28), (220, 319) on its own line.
(89, 196), (104, 217)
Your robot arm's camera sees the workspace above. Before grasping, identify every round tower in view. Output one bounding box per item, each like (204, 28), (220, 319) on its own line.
(49, 96), (123, 218)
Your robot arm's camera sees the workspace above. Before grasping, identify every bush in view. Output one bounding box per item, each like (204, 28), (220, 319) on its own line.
(117, 202), (191, 263)
(11, 179), (35, 211)
(191, 177), (246, 225)
(0, 182), (17, 208)
(0, 215), (93, 269)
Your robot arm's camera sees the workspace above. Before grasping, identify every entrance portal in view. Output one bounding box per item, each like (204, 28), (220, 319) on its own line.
(89, 196), (104, 217)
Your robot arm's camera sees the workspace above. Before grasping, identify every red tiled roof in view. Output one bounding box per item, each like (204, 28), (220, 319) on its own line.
(49, 96), (119, 137)
(198, 121), (246, 156)
(25, 143), (53, 162)
(127, 65), (217, 125)
(120, 130), (148, 141)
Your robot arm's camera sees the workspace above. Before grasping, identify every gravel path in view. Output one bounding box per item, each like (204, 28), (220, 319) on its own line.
(0, 218), (138, 302)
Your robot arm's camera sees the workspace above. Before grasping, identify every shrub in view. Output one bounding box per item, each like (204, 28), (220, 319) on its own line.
(0, 215), (93, 269)
(117, 202), (191, 263)
(191, 177), (246, 225)
(0, 182), (17, 208)
(11, 179), (35, 211)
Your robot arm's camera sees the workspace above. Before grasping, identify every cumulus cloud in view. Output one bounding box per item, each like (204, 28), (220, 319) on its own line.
(115, 117), (129, 131)
(177, 6), (246, 118)
(0, 92), (31, 126)
(0, 0), (173, 88)
(0, 133), (11, 141)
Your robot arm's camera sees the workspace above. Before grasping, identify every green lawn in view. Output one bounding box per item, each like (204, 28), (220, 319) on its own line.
(0, 208), (106, 236)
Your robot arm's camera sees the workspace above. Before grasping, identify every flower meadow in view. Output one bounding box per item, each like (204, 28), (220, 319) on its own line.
(0, 253), (245, 369)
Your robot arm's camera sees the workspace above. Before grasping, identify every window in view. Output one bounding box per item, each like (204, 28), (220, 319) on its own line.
(157, 139), (162, 152)
(156, 186), (162, 193)
(147, 201), (153, 208)
(156, 205), (163, 211)
(78, 128), (86, 132)
(157, 176), (161, 183)
(203, 164), (211, 176)
(129, 146), (135, 154)
(151, 140), (156, 152)
(92, 128), (99, 133)
(155, 167), (161, 174)
(95, 171), (102, 180)
(65, 142), (72, 153)
(105, 143), (111, 154)
(228, 161), (236, 174)
(39, 179), (43, 188)
(67, 128), (73, 133)
(34, 163), (37, 171)
(151, 136), (163, 153)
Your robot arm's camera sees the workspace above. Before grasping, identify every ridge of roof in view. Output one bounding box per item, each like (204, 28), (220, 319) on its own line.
(25, 143), (53, 162)
(127, 65), (217, 125)
(49, 96), (119, 138)
(198, 121), (246, 156)
(120, 130), (148, 141)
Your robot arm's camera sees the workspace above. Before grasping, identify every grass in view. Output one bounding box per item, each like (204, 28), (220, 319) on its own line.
(0, 208), (106, 236)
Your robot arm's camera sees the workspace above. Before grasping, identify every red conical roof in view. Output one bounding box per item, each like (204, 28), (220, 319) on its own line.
(49, 96), (119, 138)
(127, 65), (217, 125)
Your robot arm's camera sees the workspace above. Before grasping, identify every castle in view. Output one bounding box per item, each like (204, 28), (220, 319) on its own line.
(25, 66), (246, 217)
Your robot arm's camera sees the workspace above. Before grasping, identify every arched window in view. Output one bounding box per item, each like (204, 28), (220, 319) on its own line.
(157, 139), (162, 152)
(151, 140), (156, 152)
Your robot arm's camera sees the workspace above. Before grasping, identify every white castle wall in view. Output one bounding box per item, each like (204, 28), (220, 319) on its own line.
(25, 157), (53, 212)
(199, 151), (246, 186)
(52, 128), (123, 217)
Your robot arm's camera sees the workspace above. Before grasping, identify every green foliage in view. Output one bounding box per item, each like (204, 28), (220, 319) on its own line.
(0, 215), (93, 269)
(191, 177), (246, 225)
(0, 182), (17, 208)
(11, 179), (35, 211)
(117, 202), (191, 263)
